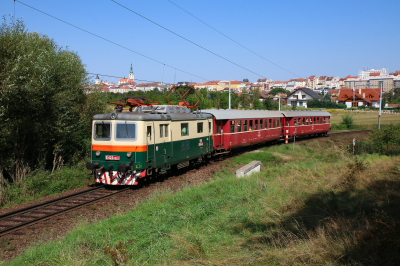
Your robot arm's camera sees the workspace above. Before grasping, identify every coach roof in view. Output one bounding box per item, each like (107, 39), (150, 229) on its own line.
(201, 109), (284, 119)
(280, 111), (331, 117)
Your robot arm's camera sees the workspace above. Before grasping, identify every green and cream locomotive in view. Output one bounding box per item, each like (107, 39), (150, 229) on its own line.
(86, 105), (214, 185)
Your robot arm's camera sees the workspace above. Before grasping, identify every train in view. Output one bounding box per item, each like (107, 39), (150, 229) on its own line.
(86, 103), (331, 185)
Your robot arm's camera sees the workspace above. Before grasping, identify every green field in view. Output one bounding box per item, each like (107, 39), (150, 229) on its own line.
(329, 111), (400, 126)
(5, 130), (400, 265)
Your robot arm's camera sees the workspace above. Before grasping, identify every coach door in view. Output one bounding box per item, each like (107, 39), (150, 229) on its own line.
(215, 120), (228, 149)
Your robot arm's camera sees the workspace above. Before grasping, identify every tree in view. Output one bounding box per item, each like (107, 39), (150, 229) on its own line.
(263, 98), (278, 110)
(240, 92), (250, 109)
(269, 87), (291, 96)
(243, 78), (249, 82)
(0, 17), (107, 183)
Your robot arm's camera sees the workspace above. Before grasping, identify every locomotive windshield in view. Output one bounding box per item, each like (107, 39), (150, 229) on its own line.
(94, 122), (111, 140)
(115, 122), (137, 141)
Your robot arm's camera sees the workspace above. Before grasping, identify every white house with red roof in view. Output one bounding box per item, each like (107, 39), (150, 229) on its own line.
(337, 88), (381, 108)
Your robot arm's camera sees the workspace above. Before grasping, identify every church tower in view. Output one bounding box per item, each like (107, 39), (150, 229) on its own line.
(95, 74), (100, 85)
(129, 63), (134, 81)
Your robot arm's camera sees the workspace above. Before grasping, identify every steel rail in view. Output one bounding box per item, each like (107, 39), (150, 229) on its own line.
(0, 186), (130, 237)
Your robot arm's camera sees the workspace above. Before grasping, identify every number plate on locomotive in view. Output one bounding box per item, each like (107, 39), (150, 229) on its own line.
(105, 155), (120, 160)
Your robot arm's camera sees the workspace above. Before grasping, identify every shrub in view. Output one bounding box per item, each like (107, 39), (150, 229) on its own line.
(341, 114), (354, 129)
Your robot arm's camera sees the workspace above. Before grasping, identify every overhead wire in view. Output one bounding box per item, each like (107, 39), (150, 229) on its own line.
(85, 72), (160, 83)
(167, 0), (301, 78)
(110, 0), (267, 79)
(15, 0), (208, 82)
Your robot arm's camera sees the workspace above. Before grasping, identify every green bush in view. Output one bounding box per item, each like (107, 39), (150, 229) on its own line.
(341, 114), (354, 129)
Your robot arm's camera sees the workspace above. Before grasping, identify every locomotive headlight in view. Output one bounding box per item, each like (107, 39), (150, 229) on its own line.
(127, 152), (132, 158)
(96, 151), (101, 157)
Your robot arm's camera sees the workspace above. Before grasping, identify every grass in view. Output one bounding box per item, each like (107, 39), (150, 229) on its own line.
(330, 111), (400, 128)
(0, 159), (92, 209)
(5, 132), (400, 265)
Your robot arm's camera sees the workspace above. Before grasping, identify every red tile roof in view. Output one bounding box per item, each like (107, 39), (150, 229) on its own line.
(337, 88), (381, 103)
(369, 73), (380, 76)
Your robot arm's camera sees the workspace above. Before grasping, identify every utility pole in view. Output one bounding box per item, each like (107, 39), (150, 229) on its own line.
(378, 81), (382, 130)
(228, 77), (231, 110)
(278, 94), (281, 111)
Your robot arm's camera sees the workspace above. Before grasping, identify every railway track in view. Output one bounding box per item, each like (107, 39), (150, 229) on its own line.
(0, 185), (131, 237)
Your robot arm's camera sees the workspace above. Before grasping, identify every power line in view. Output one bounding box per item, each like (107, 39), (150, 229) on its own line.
(15, 0), (208, 82)
(167, 0), (301, 78)
(86, 72), (159, 83)
(111, 0), (267, 79)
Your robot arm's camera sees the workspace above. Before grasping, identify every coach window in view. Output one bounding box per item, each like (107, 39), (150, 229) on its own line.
(181, 123), (189, 136)
(209, 122), (211, 133)
(237, 120), (242, 132)
(306, 118), (309, 125)
(294, 118), (297, 127)
(273, 119), (276, 128)
(255, 120), (259, 130)
(244, 120), (248, 131)
(269, 119), (272, 128)
(249, 120), (253, 131)
(328, 117), (330, 123)
(260, 119), (263, 129)
(94, 122), (111, 141)
(197, 122), (203, 133)
(314, 117), (316, 124)
(230, 121), (235, 133)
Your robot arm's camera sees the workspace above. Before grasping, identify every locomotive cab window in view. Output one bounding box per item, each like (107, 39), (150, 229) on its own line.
(115, 122), (137, 141)
(94, 122), (111, 140)
(181, 123), (189, 136)
(197, 122), (203, 133)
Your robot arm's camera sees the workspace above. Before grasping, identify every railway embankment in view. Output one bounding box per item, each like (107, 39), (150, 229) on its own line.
(4, 128), (400, 265)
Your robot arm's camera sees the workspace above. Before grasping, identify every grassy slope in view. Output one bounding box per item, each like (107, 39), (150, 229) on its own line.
(0, 160), (92, 209)
(5, 133), (400, 265)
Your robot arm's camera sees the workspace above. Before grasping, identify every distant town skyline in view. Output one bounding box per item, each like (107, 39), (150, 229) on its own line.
(2, 0), (399, 84)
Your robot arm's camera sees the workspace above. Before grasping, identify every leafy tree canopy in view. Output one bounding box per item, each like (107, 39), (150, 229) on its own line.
(0, 17), (107, 182)
(269, 87), (291, 96)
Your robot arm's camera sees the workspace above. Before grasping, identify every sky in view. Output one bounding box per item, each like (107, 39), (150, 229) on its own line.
(1, 0), (400, 84)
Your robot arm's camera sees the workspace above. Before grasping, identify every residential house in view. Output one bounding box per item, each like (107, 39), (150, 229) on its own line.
(337, 88), (381, 108)
(287, 88), (322, 108)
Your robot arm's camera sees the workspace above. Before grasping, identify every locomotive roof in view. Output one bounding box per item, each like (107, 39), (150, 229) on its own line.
(280, 111), (331, 117)
(200, 109), (284, 119)
(93, 112), (212, 121)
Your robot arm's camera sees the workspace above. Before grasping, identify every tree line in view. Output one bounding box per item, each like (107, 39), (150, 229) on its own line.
(0, 17), (108, 189)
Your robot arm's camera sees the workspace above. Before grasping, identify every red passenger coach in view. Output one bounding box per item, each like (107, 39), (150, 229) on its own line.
(201, 110), (284, 152)
(281, 111), (331, 138)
